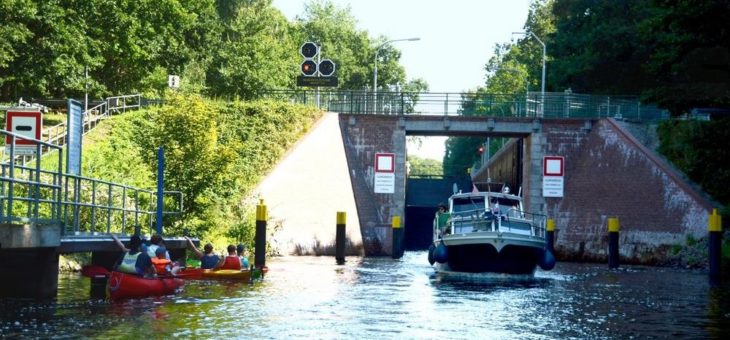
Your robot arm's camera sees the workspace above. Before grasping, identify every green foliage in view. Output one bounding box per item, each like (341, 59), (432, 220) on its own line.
(207, 0), (298, 98)
(92, 92), (323, 241)
(657, 118), (730, 209)
(408, 156), (442, 177)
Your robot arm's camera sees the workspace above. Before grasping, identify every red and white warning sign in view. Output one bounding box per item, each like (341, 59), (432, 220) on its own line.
(5, 108), (42, 154)
(543, 156), (564, 197)
(374, 153), (395, 194)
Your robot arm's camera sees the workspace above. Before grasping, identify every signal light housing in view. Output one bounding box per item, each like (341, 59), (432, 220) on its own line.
(301, 60), (317, 76)
(319, 59), (335, 77)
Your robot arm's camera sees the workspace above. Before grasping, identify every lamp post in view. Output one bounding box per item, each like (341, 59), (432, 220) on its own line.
(373, 37), (419, 112)
(512, 31), (545, 117)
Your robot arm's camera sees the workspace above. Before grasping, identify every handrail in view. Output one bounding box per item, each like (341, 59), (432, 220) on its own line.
(1, 128), (183, 236)
(259, 89), (670, 122)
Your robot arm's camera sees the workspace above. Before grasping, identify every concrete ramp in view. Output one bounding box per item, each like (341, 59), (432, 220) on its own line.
(254, 112), (362, 255)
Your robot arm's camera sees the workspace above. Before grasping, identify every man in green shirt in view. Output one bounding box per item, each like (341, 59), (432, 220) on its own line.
(435, 203), (451, 237)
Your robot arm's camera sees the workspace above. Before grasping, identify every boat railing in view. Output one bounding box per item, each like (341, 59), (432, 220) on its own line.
(447, 207), (547, 239)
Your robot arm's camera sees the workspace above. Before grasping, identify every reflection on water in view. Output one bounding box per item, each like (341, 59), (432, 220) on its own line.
(1, 252), (730, 338)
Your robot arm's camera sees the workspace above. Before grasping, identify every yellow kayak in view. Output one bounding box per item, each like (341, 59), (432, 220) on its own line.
(200, 269), (252, 281)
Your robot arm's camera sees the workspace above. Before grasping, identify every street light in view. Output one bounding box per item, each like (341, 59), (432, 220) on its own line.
(373, 37), (420, 110)
(512, 31), (545, 117)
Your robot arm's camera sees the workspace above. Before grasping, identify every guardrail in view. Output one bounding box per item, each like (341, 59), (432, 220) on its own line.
(1, 129), (182, 236)
(260, 89), (670, 122)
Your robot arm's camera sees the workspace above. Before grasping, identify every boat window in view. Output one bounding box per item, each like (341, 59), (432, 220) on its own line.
(451, 197), (485, 213)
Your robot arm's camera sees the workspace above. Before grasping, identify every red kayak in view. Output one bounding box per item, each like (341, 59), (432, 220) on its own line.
(106, 271), (184, 300)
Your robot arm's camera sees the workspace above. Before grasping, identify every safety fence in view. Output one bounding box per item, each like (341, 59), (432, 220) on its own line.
(0, 129), (182, 236)
(260, 89), (669, 122)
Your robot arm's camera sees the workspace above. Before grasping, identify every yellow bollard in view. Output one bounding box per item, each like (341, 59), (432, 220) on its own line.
(709, 208), (722, 280)
(255, 199), (267, 269)
(392, 216), (403, 259)
(546, 218), (555, 252)
(607, 217), (620, 268)
(336, 212), (346, 265)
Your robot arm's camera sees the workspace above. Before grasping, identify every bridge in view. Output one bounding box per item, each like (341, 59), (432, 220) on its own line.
(258, 90), (712, 264)
(1, 90), (715, 298)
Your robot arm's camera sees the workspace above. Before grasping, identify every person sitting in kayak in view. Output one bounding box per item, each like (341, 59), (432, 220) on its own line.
(217, 245), (243, 270)
(146, 234), (170, 260)
(112, 234), (154, 277)
(236, 244), (250, 269)
(151, 247), (173, 276)
(185, 236), (220, 269)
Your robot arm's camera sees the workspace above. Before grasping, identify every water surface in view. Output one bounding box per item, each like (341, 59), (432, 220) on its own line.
(1, 252), (729, 338)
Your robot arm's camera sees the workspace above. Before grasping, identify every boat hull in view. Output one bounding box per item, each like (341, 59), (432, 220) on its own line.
(433, 243), (544, 275)
(176, 267), (254, 281)
(106, 271), (184, 300)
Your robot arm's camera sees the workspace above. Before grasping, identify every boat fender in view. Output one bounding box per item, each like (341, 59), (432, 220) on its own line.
(539, 249), (556, 271)
(434, 241), (448, 264)
(427, 243), (436, 265)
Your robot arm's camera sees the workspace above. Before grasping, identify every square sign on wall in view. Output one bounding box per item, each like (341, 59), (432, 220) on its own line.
(374, 153), (395, 193)
(543, 156), (564, 198)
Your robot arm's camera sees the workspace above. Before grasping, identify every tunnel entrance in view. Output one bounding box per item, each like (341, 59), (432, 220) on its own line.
(403, 175), (472, 250)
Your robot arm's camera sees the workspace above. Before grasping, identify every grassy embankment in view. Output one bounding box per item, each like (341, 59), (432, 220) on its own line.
(47, 92), (322, 269)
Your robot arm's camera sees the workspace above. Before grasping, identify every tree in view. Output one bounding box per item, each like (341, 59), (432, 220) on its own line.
(207, 0), (298, 98)
(643, 0), (730, 114)
(408, 156), (442, 177)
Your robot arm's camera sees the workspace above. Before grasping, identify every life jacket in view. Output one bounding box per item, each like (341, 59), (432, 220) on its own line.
(151, 257), (172, 274)
(219, 255), (242, 270)
(119, 252), (141, 274)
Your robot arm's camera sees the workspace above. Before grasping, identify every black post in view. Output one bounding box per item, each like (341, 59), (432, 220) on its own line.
(608, 217), (620, 269)
(709, 209), (722, 281)
(336, 212), (346, 265)
(255, 200), (267, 269)
(546, 218), (555, 253)
(392, 216), (404, 259)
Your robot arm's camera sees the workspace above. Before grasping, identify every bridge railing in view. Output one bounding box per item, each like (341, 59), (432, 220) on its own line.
(1, 129), (183, 236)
(260, 89), (669, 122)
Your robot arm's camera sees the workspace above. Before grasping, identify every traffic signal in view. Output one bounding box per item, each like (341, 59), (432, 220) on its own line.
(300, 42), (318, 77)
(319, 59), (335, 77)
(300, 42), (318, 59)
(301, 60), (317, 76)
(478, 146), (484, 154)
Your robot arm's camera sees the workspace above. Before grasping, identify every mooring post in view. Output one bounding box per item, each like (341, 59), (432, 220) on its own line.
(392, 215), (403, 259)
(255, 199), (267, 269)
(709, 208), (722, 281)
(608, 217), (620, 269)
(336, 211), (346, 265)
(546, 218), (555, 253)
(156, 146), (164, 235)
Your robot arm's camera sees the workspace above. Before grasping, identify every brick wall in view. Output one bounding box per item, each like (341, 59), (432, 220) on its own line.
(339, 114), (406, 256)
(483, 119), (714, 264)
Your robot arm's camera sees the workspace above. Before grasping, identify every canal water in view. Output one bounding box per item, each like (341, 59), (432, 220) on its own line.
(1, 252), (729, 338)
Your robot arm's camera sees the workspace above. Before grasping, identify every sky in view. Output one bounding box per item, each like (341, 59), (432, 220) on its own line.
(273, 0), (532, 159)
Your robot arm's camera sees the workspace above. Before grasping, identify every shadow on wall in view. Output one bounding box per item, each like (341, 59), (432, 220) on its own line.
(291, 236), (364, 256)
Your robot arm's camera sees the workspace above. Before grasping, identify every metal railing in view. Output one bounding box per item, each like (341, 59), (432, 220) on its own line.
(261, 89), (670, 122)
(1, 129), (182, 236)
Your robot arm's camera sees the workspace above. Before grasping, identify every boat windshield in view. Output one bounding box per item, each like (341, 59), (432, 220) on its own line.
(451, 196), (485, 214)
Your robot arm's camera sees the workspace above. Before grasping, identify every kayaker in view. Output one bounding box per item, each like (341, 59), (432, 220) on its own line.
(147, 234), (170, 260)
(217, 245), (243, 270)
(112, 234), (154, 277)
(151, 247), (173, 276)
(236, 244), (250, 269)
(185, 236), (220, 269)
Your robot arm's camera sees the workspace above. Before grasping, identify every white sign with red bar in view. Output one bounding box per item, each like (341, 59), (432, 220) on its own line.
(374, 153), (395, 194)
(543, 156), (564, 197)
(5, 108), (42, 155)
